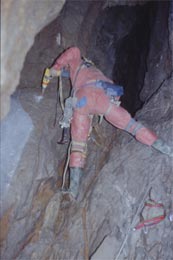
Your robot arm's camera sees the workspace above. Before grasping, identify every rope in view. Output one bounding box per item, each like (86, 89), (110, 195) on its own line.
(59, 76), (64, 111)
(98, 115), (104, 125)
(82, 206), (89, 260)
(53, 76), (64, 127)
(114, 186), (152, 260)
(61, 142), (72, 190)
(53, 83), (60, 127)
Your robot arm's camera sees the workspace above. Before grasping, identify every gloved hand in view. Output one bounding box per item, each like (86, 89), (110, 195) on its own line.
(49, 67), (61, 77)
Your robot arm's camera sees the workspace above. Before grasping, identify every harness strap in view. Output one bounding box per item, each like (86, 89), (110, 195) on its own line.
(104, 102), (113, 116)
(80, 80), (97, 88)
(131, 122), (144, 136)
(61, 142), (72, 190)
(72, 62), (84, 87)
(71, 140), (87, 155)
(98, 115), (104, 124)
(124, 118), (144, 136)
(125, 118), (136, 132)
(59, 75), (64, 111)
(72, 61), (93, 87)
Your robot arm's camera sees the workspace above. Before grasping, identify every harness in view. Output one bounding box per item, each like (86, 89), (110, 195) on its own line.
(72, 59), (124, 99)
(58, 59), (93, 129)
(72, 58), (94, 87)
(81, 80), (124, 98)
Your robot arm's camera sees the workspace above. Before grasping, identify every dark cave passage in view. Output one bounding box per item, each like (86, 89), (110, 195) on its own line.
(87, 2), (169, 115)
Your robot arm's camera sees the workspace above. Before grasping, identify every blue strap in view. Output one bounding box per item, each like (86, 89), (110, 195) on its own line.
(76, 96), (87, 108)
(61, 68), (70, 78)
(125, 118), (136, 132)
(125, 118), (144, 136)
(95, 80), (124, 97)
(81, 80), (124, 97)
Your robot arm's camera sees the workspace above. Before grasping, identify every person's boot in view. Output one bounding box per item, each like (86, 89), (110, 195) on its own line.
(69, 167), (83, 199)
(152, 139), (173, 157)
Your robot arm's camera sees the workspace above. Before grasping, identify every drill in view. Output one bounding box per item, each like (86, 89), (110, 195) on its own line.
(41, 68), (52, 95)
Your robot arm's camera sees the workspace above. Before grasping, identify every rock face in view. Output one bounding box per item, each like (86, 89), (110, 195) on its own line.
(140, 2), (172, 102)
(1, 0), (65, 119)
(0, 1), (173, 260)
(0, 97), (33, 198)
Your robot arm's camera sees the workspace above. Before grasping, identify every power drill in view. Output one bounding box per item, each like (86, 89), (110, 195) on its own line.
(41, 67), (70, 94)
(41, 68), (52, 95)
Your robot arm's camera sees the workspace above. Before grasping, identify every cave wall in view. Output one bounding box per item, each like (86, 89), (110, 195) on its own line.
(140, 1), (172, 102)
(1, 0), (65, 119)
(17, 0), (92, 93)
(0, 1), (173, 260)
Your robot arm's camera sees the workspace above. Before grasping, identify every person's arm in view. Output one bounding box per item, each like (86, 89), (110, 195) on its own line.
(53, 47), (81, 70)
(49, 47), (81, 77)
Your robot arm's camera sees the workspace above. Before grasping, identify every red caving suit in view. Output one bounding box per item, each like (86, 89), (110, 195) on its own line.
(53, 47), (158, 168)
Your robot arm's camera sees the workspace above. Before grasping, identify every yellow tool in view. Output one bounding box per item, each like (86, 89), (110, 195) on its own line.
(41, 68), (51, 95)
(41, 68), (61, 94)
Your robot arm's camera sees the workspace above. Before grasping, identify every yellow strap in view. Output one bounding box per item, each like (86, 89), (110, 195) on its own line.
(71, 141), (87, 147)
(71, 140), (87, 155)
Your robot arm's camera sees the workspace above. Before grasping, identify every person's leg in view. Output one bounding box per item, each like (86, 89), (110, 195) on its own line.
(105, 104), (157, 145)
(104, 103), (173, 156)
(70, 112), (91, 168)
(69, 111), (91, 198)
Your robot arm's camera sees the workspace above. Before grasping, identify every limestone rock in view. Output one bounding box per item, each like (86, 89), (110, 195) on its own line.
(1, 0), (65, 119)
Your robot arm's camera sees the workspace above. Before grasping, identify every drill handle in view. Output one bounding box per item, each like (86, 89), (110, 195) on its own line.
(41, 68), (52, 92)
